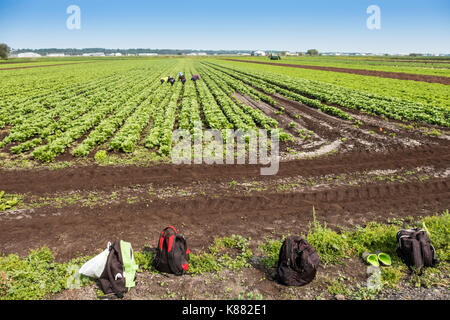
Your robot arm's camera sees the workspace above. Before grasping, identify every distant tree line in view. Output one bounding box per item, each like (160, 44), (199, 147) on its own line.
(306, 49), (319, 56)
(0, 43), (10, 59)
(7, 46), (447, 59)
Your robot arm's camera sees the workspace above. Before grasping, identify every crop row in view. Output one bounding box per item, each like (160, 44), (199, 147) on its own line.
(203, 62), (354, 122)
(72, 66), (172, 156)
(30, 71), (158, 162)
(0, 59), (289, 161)
(1, 71), (138, 152)
(209, 61), (449, 126)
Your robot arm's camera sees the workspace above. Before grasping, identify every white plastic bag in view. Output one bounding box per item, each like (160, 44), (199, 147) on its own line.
(79, 242), (111, 279)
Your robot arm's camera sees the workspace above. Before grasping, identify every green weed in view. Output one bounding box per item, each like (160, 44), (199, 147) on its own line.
(189, 235), (253, 275)
(327, 277), (351, 296)
(305, 209), (350, 265)
(258, 237), (284, 269)
(381, 265), (406, 289)
(0, 247), (93, 300)
(0, 191), (21, 211)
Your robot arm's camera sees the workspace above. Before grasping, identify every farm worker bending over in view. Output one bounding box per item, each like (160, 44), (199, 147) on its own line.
(161, 76), (169, 84)
(168, 76), (175, 86)
(191, 74), (200, 82)
(179, 73), (186, 84)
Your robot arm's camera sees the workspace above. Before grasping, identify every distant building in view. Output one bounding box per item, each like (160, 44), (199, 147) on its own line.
(252, 50), (266, 56)
(18, 52), (42, 58)
(82, 52), (105, 57)
(286, 52), (298, 56)
(138, 53), (158, 56)
(197, 52), (207, 56)
(114, 52), (122, 56)
(46, 53), (65, 57)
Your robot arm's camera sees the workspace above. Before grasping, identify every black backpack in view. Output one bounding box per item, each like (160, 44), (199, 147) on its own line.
(153, 226), (190, 275)
(98, 240), (137, 298)
(276, 236), (320, 286)
(396, 228), (438, 273)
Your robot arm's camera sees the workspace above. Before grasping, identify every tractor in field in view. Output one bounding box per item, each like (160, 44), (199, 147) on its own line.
(269, 54), (281, 60)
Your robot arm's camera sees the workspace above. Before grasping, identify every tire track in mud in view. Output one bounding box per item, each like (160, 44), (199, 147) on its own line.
(0, 177), (448, 259)
(1, 144), (449, 195)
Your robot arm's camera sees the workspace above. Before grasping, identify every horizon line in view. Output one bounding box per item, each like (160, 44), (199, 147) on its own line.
(8, 48), (450, 55)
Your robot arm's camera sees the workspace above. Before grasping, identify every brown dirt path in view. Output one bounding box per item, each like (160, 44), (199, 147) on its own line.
(1, 145), (449, 195)
(223, 59), (450, 85)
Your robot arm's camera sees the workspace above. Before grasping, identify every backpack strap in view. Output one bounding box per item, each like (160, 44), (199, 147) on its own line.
(285, 236), (304, 270)
(277, 239), (287, 269)
(396, 229), (421, 273)
(167, 234), (187, 276)
(166, 226), (178, 233)
(410, 234), (423, 270)
(293, 239), (312, 272)
(285, 237), (295, 268)
(161, 227), (182, 275)
(416, 231), (435, 267)
(430, 245), (440, 266)
(154, 231), (165, 270)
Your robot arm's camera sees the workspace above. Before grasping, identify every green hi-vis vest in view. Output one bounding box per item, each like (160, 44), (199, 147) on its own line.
(120, 240), (139, 289)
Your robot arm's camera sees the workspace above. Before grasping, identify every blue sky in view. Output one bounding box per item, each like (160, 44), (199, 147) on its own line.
(0, 0), (449, 53)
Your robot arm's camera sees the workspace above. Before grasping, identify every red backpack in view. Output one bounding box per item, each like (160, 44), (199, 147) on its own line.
(153, 226), (190, 275)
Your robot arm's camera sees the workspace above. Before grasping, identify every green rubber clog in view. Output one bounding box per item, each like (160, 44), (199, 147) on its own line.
(362, 251), (380, 267)
(376, 251), (392, 266)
